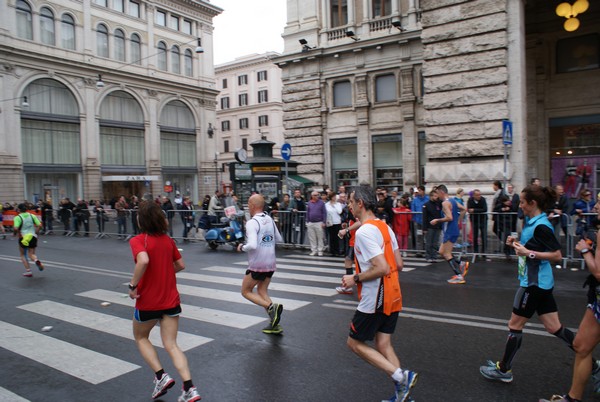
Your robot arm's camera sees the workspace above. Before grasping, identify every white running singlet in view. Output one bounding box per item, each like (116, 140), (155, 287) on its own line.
(242, 212), (283, 272)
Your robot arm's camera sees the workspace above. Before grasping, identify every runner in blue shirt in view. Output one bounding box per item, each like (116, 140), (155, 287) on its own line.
(480, 185), (584, 384)
(430, 185), (469, 284)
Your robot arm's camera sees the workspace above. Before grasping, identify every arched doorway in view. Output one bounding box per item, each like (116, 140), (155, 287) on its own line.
(21, 78), (80, 207)
(159, 100), (198, 202)
(99, 90), (148, 201)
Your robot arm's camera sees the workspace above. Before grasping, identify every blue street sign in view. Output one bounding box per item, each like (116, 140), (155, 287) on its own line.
(502, 120), (513, 145)
(281, 143), (292, 160)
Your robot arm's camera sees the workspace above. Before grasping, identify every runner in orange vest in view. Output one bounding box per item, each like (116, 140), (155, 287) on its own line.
(341, 185), (418, 402)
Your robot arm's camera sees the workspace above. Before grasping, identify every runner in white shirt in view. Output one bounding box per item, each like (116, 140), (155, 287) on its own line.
(341, 186), (418, 402)
(237, 194), (284, 334)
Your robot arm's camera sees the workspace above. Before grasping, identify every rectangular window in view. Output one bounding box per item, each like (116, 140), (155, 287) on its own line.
(239, 118), (249, 129)
(257, 70), (268, 81)
(222, 79), (228, 89)
(22, 120), (81, 164)
(556, 34), (599, 73)
(239, 93), (248, 106)
(183, 20), (192, 35)
(156, 10), (166, 26)
(242, 138), (248, 150)
(128, 1), (140, 17)
(160, 132), (196, 168)
(258, 90), (268, 103)
(373, 134), (403, 192)
(375, 74), (396, 102)
(221, 120), (230, 131)
(220, 97), (230, 109)
(224, 140), (230, 153)
(238, 74), (248, 85)
(169, 15), (179, 30)
(372, 0), (391, 17)
(258, 115), (269, 127)
(113, 0), (124, 12)
(418, 131), (426, 183)
(331, 0), (348, 27)
(331, 138), (358, 189)
(94, 0), (107, 6)
(333, 81), (352, 107)
(100, 127), (145, 166)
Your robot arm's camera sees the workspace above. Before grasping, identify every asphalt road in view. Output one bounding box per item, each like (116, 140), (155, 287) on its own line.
(0, 233), (596, 402)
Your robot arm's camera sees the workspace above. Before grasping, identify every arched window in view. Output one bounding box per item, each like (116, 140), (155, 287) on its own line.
(184, 49), (193, 77)
(99, 91), (145, 166)
(171, 45), (180, 74)
(96, 23), (109, 57)
(16, 0), (33, 40)
(130, 33), (141, 65)
(114, 28), (125, 61)
(40, 7), (55, 45)
(61, 14), (76, 50)
(157, 41), (167, 71)
(21, 79), (80, 163)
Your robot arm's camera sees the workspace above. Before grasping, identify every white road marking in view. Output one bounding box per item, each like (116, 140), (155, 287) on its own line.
(18, 300), (212, 351)
(176, 284), (310, 310)
(0, 321), (139, 384)
(203, 266), (342, 284)
(0, 387), (30, 402)
(76, 289), (266, 329)
(323, 302), (577, 336)
(177, 271), (338, 296)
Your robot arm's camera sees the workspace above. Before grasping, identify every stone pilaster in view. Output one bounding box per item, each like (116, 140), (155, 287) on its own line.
(420, 0), (511, 189)
(282, 78), (324, 182)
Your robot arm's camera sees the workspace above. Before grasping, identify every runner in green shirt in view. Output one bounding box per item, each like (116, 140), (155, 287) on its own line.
(13, 203), (44, 277)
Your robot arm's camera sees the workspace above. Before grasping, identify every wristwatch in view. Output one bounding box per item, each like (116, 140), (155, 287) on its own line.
(353, 274), (361, 283)
(128, 283), (137, 291)
(581, 249), (590, 255)
(528, 252), (536, 259)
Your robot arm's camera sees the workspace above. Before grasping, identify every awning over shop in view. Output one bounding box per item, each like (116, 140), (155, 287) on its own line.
(287, 175), (314, 188)
(102, 175), (160, 181)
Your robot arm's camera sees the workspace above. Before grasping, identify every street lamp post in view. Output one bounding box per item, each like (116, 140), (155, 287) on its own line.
(214, 151), (219, 192)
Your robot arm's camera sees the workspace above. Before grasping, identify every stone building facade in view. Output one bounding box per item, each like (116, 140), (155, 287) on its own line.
(276, 0), (600, 195)
(274, 0), (423, 193)
(0, 0), (222, 206)
(214, 52), (284, 193)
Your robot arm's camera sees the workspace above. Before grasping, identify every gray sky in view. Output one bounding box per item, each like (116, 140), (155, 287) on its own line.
(212, 0), (287, 65)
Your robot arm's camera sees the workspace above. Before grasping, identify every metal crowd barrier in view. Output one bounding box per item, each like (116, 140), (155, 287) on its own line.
(30, 206), (598, 267)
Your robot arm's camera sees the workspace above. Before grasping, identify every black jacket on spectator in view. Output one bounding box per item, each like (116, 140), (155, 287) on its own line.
(423, 199), (443, 230)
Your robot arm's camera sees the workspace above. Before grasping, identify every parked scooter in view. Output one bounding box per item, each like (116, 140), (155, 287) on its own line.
(203, 210), (245, 250)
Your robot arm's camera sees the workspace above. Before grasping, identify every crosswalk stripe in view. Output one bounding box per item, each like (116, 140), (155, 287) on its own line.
(177, 284), (310, 311)
(235, 261), (343, 274)
(0, 321), (139, 384)
(76, 289), (266, 329)
(17, 300), (212, 352)
(237, 261), (415, 274)
(0, 387), (29, 402)
(203, 266), (342, 284)
(278, 256), (431, 268)
(177, 271), (338, 297)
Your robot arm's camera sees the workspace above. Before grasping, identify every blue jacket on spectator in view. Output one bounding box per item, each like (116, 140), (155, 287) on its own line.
(411, 194), (429, 225)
